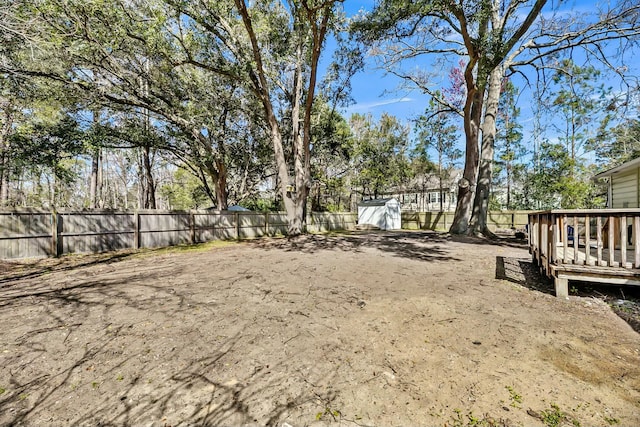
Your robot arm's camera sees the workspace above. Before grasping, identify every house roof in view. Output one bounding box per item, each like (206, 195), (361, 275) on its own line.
(390, 170), (462, 193)
(358, 198), (398, 207)
(595, 157), (640, 178)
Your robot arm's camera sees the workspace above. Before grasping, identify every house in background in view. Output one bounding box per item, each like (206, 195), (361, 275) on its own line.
(378, 170), (462, 212)
(595, 157), (640, 208)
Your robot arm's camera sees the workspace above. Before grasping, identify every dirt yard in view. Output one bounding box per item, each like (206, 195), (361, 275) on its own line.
(1, 231), (639, 426)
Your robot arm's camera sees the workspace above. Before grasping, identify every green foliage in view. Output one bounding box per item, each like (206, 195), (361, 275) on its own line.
(493, 80), (525, 210)
(594, 119), (640, 170)
(546, 60), (608, 180)
(413, 96), (462, 209)
(518, 141), (606, 209)
(349, 113), (411, 199)
(310, 98), (353, 211)
(159, 168), (211, 210)
(244, 198), (282, 212)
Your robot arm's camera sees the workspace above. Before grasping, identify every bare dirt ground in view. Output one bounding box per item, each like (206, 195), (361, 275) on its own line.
(1, 231), (640, 427)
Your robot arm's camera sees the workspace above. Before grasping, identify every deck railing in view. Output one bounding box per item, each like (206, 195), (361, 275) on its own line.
(529, 209), (640, 276)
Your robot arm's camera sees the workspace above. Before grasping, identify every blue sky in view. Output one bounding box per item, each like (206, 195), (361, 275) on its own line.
(331, 0), (640, 161)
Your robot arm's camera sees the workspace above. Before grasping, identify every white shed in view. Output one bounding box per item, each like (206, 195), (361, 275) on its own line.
(357, 198), (402, 230)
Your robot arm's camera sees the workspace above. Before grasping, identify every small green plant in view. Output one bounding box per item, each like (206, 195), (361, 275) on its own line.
(604, 415), (620, 425)
(116, 374), (124, 381)
(0, 387), (5, 394)
(315, 407), (341, 421)
(447, 408), (503, 427)
(91, 381), (99, 389)
(505, 385), (522, 408)
(540, 403), (568, 427)
(18, 393), (28, 401)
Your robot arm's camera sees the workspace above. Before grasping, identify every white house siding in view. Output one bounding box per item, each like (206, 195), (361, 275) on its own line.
(611, 169), (639, 208)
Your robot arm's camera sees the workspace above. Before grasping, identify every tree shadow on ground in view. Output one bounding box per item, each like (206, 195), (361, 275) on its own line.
(452, 233), (530, 250)
(496, 256), (640, 334)
(0, 263), (342, 426)
(0, 244), (211, 286)
(0, 251), (139, 285)
(249, 230), (461, 263)
(495, 256), (555, 295)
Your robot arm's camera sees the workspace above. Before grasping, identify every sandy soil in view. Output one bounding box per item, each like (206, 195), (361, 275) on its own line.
(1, 231), (639, 427)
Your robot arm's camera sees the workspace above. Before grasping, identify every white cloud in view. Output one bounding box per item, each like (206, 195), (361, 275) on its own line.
(348, 97), (414, 111)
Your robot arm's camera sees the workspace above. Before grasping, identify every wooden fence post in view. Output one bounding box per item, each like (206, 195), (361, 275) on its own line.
(265, 212), (269, 236)
(51, 211), (62, 257)
(235, 212), (240, 240)
(190, 211), (196, 244)
(133, 211), (140, 249)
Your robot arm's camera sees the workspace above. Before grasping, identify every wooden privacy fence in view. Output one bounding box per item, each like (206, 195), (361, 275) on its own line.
(0, 209), (530, 260)
(401, 210), (529, 232)
(0, 210), (358, 260)
(529, 209), (640, 298)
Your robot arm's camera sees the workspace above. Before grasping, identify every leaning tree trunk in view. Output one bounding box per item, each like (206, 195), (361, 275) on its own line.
(469, 66), (504, 236)
(449, 83), (483, 234)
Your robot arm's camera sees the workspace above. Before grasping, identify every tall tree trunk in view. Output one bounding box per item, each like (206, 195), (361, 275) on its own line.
(0, 141), (8, 206)
(208, 158), (228, 210)
(89, 150), (100, 208)
(0, 103), (14, 206)
(469, 66), (503, 236)
(449, 79), (483, 234)
(137, 146), (156, 209)
(89, 111), (101, 208)
(143, 145), (156, 209)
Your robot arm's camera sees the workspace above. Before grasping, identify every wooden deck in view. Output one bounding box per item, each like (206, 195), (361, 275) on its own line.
(529, 209), (640, 297)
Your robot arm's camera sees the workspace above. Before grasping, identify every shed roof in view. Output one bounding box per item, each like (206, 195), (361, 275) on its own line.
(358, 198), (398, 207)
(595, 157), (640, 178)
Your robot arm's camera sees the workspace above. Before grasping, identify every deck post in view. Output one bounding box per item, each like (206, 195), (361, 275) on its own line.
(573, 215), (579, 264)
(551, 214), (558, 263)
(621, 216), (628, 268)
(635, 216), (640, 268)
(584, 215), (591, 265)
(608, 216), (615, 266)
(554, 276), (569, 299)
(597, 216), (603, 266)
(562, 215), (568, 264)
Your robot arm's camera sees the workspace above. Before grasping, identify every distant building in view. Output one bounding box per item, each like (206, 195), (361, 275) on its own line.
(374, 170), (462, 212)
(595, 157), (640, 208)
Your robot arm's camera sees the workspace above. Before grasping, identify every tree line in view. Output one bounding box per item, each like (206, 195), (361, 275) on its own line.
(1, 0), (639, 235)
